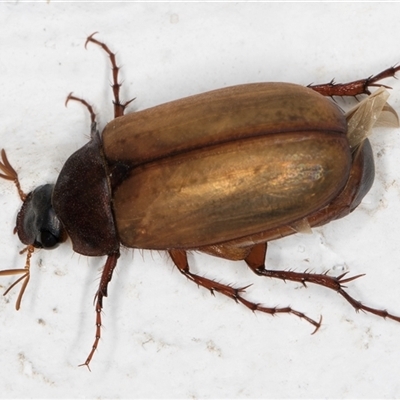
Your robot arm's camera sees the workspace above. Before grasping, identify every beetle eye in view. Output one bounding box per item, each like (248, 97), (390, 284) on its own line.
(16, 184), (67, 250)
(38, 230), (60, 249)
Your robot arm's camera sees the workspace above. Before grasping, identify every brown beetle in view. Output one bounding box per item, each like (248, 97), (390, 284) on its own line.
(1, 34), (400, 369)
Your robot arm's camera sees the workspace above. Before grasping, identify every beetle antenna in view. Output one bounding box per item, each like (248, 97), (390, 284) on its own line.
(0, 149), (26, 202)
(0, 245), (34, 310)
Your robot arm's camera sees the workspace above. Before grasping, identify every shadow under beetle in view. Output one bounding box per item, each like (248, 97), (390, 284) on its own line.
(1, 33), (400, 369)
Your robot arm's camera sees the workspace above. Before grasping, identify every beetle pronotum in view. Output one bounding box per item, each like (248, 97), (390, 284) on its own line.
(1, 34), (400, 369)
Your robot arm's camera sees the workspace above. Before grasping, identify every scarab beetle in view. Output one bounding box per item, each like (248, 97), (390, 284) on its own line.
(1, 34), (400, 369)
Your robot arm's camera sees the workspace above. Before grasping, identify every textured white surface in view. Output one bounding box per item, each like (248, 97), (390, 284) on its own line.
(1, 3), (400, 398)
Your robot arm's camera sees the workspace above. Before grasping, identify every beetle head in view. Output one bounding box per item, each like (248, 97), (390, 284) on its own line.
(0, 150), (67, 250)
(0, 149), (68, 310)
(16, 184), (66, 249)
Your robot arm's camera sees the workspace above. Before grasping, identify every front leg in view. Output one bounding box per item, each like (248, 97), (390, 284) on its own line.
(79, 251), (120, 371)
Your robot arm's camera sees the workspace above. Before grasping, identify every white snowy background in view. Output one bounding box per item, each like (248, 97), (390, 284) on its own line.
(1, 2), (400, 398)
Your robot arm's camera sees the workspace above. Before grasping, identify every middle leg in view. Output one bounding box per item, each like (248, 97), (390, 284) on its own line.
(168, 249), (321, 333)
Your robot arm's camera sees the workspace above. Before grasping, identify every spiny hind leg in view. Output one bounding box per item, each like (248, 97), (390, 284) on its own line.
(309, 65), (400, 97)
(244, 243), (400, 323)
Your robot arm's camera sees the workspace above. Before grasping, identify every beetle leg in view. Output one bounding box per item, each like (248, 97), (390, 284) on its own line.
(308, 65), (400, 97)
(79, 251), (120, 371)
(245, 243), (400, 325)
(168, 249), (321, 333)
(85, 33), (135, 119)
(65, 93), (97, 124)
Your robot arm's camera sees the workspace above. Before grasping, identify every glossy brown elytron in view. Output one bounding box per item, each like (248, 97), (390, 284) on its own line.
(1, 33), (400, 369)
